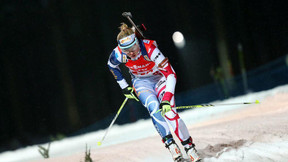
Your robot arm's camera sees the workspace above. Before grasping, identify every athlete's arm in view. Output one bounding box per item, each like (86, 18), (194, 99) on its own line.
(107, 50), (129, 89)
(149, 46), (177, 102)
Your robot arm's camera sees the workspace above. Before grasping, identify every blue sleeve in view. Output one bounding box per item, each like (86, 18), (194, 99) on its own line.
(107, 50), (125, 81)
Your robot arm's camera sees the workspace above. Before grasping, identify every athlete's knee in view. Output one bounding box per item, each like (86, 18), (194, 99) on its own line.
(165, 110), (179, 119)
(145, 99), (160, 114)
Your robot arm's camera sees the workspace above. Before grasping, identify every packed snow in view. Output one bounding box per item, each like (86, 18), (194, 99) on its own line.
(1, 85), (288, 162)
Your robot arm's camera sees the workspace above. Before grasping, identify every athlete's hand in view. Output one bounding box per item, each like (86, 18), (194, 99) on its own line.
(122, 86), (139, 101)
(159, 101), (172, 116)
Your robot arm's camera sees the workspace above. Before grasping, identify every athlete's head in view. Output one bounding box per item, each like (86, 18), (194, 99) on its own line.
(117, 23), (140, 60)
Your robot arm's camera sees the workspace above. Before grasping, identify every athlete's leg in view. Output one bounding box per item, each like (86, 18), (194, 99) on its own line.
(164, 92), (201, 161)
(132, 78), (171, 140)
(155, 76), (193, 145)
(154, 76), (201, 161)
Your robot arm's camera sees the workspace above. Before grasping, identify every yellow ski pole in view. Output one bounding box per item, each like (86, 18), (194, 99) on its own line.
(176, 100), (260, 109)
(97, 97), (129, 146)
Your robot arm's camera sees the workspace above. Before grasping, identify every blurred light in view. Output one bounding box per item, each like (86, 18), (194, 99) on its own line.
(172, 31), (185, 49)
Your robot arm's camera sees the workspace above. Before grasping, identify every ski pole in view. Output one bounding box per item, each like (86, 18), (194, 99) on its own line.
(176, 100), (260, 109)
(156, 100), (259, 113)
(97, 97), (129, 146)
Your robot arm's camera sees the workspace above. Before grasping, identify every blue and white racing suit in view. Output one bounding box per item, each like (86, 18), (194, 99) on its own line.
(107, 39), (192, 145)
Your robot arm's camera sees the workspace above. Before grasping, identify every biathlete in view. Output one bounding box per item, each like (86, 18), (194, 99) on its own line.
(107, 23), (201, 162)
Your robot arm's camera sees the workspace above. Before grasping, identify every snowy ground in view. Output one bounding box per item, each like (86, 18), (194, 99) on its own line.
(1, 85), (288, 162)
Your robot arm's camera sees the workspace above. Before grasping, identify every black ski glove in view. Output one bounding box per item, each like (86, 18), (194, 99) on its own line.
(122, 86), (139, 101)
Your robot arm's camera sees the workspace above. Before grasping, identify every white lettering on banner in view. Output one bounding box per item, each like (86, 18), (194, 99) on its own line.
(130, 63), (151, 69)
(125, 53), (159, 77)
(131, 68), (155, 76)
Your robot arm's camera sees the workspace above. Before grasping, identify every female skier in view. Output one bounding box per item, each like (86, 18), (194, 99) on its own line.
(107, 23), (201, 162)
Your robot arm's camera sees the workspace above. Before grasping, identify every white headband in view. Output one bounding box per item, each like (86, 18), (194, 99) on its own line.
(118, 34), (137, 49)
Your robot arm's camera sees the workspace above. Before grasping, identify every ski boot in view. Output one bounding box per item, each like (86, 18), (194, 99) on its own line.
(185, 144), (201, 162)
(166, 140), (184, 162)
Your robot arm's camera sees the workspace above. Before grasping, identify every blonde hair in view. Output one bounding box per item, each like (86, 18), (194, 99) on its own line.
(117, 23), (134, 41)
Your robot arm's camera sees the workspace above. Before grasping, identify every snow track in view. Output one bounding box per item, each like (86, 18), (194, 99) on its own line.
(1, 85), (288, 162)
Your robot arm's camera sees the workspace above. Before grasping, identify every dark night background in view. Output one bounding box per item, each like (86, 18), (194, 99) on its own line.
(1, 0), (287, 152)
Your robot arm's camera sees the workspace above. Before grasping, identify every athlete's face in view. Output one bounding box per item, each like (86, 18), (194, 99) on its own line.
(123, 43), (140, 59)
